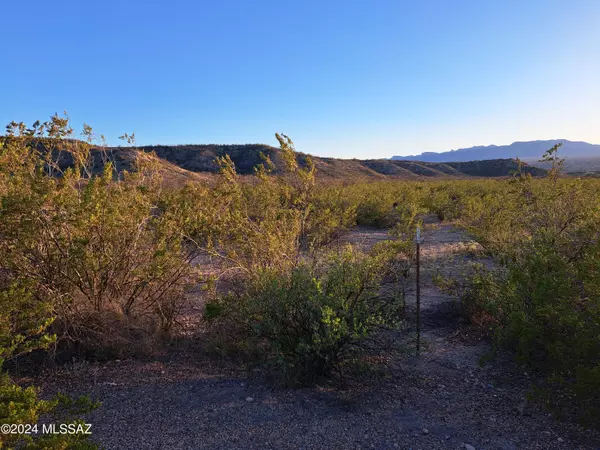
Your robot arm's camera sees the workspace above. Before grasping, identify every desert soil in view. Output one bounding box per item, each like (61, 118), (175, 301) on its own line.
(39, 219), (600, 449)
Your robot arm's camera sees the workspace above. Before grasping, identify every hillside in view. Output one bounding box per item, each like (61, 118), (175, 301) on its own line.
(1, 139), (546, 181)
(391, 139), (600, 162)
(118, 144), (546, 180)
(525, 156), (600, 176)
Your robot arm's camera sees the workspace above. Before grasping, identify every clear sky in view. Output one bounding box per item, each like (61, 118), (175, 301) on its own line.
(2, 0), (599, 158)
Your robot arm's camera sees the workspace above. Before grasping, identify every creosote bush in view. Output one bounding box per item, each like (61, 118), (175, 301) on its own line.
(432, 146), (600, 425)
(0, 116), (196, 356)
(206, 244), (406, 385)
(197, 138), (413, 385)
(351, 181), (426, 229)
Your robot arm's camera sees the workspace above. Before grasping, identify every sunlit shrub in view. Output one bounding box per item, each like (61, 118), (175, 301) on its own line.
(0, 117), (195, 355)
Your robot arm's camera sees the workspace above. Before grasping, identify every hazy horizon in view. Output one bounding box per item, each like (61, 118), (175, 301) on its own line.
(2, 0), (599, 159)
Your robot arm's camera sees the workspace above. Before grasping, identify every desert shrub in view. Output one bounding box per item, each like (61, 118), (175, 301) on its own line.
(450, 247), (600, 424)
(303, 185), (358, 248)
(0, 117), (196, 356)
(433, 264), (503, 328)
(351, 182), (426, 228)
(421, 180), (499, 223)
(445, 148), (600, 424)
(187, 134), (317, 275)
(178, 132), (363, 278)
(206, 245), (406, 385)
(0, 378), (99, 450)
(0, 281), (98, 449)
(199, 144), (419, 385)
(424, 184), (458, 221)
(356, 194), (395, 227)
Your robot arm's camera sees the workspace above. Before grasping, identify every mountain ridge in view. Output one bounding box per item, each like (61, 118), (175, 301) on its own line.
(0, 137), (547, 183)
(391, 139), (600, 162)
(119, 143), (546, 181)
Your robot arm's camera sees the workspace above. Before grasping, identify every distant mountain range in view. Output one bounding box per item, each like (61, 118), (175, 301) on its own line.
(391, 140), (600, 162)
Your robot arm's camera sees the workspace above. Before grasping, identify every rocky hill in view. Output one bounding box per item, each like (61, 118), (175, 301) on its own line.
(3, 139), (547, 183)
(128, 144), (546, 180)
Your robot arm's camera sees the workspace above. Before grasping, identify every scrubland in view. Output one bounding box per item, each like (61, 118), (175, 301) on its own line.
(1, 116), (599, 448)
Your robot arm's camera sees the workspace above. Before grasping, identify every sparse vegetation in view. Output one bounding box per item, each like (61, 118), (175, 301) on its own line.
(431, 147), (600, 424)
(1, 116), (599, 446)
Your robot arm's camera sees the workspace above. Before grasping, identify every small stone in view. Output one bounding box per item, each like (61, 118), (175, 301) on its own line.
(542, 431), (551, 436)
(463, 444), (476, 450)
(245, 397), (254, 402)
(444, 435), (450, 440)
(422, 428), (429, 435)
(558, 437), (564, 443)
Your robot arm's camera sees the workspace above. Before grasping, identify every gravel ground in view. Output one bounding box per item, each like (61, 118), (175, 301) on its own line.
(40, 221), (600, 450)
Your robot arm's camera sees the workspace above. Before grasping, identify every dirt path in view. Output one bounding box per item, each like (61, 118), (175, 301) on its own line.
(44, 222), (600, 449)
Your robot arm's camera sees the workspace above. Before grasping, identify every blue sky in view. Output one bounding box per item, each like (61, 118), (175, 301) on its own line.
(2, 0), (599, 158)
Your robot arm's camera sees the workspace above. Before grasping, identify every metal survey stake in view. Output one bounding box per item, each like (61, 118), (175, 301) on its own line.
(415, 225), (421, 355)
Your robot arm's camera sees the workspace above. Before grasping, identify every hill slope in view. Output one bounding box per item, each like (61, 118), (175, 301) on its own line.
(129, 144), (545, 179)
(391, 139), (600, 162)
(2, 138), (546, 181)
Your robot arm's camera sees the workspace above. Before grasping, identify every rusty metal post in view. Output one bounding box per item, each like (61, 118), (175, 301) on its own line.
(416, 226), (421, 355)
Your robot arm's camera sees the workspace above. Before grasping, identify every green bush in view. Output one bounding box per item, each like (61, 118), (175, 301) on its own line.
(304, 185), (358, 248)
(0, 117), (196, 355)
(347, 181), (426, 229)
(0, 377), (99, 450)
(0, 280), (98, 449)
(451, 246), (600, 425)
(442, 149), (600, 425)
(433, 264), (503, 328)
(206, 245), (405, 385)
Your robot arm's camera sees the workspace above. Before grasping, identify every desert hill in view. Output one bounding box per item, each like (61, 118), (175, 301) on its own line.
(124, 144), (546, 180)
(1, 138), (546, 182)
